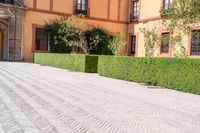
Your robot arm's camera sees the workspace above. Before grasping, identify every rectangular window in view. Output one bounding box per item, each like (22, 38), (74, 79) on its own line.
(0, 0), (14, 4)
(131, 35), (136, 54)
(35, 28), (48, 51)
(163, 0), (172, 10)
(131, 0), (139, 20)
(75, 0), (88, 16)
(192, 30), (200, 55)
(161, 33), (170, 53)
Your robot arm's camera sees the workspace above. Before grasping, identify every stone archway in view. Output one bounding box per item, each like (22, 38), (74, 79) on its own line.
(0, 30), (4, 60)
(0, 30), (3, 60)
(0, 4), (25, 61)
(0, 18), (9, 61)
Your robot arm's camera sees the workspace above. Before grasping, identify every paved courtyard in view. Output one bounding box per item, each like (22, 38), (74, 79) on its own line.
(0, 62), (200, 133)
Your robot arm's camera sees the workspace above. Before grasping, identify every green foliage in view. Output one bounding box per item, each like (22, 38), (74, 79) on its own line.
(108, 33), (127, 56)
(85, 55), (99, 73)
(155, 58), (200, 94)
(85, 27), (113, 55)
(98, 56), (200, 95)
(45, 17), (122, 55)
(164, 0), (200, 34)
(55, 18), (89, 53)
(34, 53), (98, 73)
(161, 0), (200, 57)
(45, 18), (72, 53)
(140, 26), (161, 57)
(45, 16), (88, 54)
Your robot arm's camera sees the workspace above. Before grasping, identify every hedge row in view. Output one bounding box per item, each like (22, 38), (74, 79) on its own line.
(34, 53), (200, 94)
(34, 53), (98, 73)
(98, 56), (200, 95)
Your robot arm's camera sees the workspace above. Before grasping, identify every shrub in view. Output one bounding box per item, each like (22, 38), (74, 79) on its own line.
(34, 53), (98, 73)
(45, 17), (127, 56)
(45, 18), (72, 53)
(85, 27), (113, 55)
(108, 33), (127, 56)
(45, 16), (88, 54)
(98, 56), (200, 95)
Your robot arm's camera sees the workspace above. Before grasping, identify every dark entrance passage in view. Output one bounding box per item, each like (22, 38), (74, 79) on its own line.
(0, 30), (4, 60)
(0, 19), (9, 61)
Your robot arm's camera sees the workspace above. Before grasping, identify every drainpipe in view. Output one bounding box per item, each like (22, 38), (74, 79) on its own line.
(126, 0), (130, 55)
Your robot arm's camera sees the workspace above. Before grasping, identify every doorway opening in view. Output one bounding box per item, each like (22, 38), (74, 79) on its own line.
(0, 30), (4, 61)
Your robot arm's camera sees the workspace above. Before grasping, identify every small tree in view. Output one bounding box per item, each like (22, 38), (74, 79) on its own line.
(85, 27), (113, 55)
(55, 18), (88, 53)
(45, 16), (90, 54)
(45, 18), (72, 53)
(45, 16), (126, 55)
(140, 26), (161, 57)
(108, 33), (127, 56)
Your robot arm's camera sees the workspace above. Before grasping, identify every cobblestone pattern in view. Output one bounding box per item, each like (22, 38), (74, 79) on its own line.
(0, 97), (24, 133)
(0, 62), (200, 133)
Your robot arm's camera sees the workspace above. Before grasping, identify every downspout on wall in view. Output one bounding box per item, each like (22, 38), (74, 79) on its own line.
(126, 0), (130, 55)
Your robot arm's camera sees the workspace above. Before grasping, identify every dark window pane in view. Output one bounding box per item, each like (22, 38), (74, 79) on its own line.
(131, 36), (136, 54)
(192, 30), (200, 55)
(164, 0), (172, 10)
(0, 0), (14, 4)
(161, 33), (169, 53)
(35, 28), (48, 51)
(75, 0), (88, 15)
(132, 0), (139, 20)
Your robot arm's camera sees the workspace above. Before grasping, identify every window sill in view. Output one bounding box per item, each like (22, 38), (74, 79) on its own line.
(189, 55), (200, 59)
(159, 53), (171, 57)
(129, 53), (136, 56)
(0, 2), (14, 6)
(130, 19), (138, 22)
(74, 13), (89, 18)
(33, 50), (49, 53)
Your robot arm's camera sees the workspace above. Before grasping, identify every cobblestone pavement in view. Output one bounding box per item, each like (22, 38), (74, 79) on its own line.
(0, 62), (200, 133)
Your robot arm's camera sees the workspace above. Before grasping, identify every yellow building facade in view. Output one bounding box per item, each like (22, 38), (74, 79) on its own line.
(0, 0), (199, 62)
(128, 0), (200, 58)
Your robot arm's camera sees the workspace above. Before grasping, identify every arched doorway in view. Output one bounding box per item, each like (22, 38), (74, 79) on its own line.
(0, 19), (9, 61)
(0, 30), (4, 60)
(0, 5), (25, 61)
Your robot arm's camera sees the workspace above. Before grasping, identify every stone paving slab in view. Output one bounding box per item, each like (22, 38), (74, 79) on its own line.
(0, 62), (200, 133)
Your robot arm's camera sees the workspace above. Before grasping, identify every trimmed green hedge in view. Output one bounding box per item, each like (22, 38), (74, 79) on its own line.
(34, 53), (98, 73)
(98, 56), (200, 95)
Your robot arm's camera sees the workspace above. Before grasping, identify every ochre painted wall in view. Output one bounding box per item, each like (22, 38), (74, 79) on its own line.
(127, 0), (200, 58)
(23, 0), (128, 61)
(22, 0), (200, 61)
(139, 0), (161, 20)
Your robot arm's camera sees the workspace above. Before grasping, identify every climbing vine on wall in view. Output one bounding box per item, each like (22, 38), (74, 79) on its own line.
(162, 0), (200, 57)
(141, 0), (200, 57)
